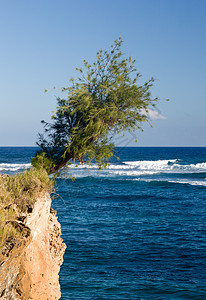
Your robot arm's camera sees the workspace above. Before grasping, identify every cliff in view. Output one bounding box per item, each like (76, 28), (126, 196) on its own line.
(0, 193), (66, 300)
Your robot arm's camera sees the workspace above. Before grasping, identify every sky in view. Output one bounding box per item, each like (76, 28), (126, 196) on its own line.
(0, 0), (206, 146)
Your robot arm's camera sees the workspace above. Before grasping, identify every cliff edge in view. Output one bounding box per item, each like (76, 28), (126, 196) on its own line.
(0, 193), (66, 300)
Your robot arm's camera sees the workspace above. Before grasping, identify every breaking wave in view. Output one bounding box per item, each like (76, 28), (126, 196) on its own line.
(131, 178), (206, 187)
(67, 159), (206, 187)
(122, 159), (206, 172)
(0, 163), (31, 172)
(69, 159), (206, 174)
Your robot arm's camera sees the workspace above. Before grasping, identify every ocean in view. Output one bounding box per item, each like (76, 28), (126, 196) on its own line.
(0, 147), (206, 299)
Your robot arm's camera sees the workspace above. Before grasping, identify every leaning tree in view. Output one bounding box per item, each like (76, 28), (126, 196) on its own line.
(32, 37), (163, 174)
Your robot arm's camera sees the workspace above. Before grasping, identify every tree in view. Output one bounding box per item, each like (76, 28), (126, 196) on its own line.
(32, 37), (160, 174)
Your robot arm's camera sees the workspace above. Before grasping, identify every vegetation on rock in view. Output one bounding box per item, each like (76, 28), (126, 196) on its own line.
(0, 168), (53, 250)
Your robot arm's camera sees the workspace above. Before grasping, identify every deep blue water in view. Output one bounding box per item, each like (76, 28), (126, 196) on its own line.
(0, 147), (206, 299)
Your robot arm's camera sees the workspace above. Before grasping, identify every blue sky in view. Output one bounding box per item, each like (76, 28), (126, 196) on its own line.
(0, 0), (205, 146)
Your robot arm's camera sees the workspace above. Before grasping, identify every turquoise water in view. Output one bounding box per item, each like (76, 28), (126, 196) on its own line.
(0, 147), (206, 299)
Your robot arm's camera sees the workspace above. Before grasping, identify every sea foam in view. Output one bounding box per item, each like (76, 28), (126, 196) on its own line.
(67, 159), (206, 180)
(0, 163), (31, 171)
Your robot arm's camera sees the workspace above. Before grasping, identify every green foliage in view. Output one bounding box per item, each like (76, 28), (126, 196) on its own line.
(0, 169), (53, 248)
(33, 37), (161, 174)
(31, 152), (55, 174)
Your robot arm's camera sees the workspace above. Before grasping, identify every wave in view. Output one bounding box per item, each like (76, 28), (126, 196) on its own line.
(190, 162), (206, 169)
(132, 178), (206, 187)
(168, 179), (206, 187)
(0, 163), (31, 172)
(69, 159), (206, 174)
(66, 160), (206, 186)
(122, 159), (206, 173)
(110, 170), (158, 176)
(123, 159), (178, 168)
(69, 160), (179, 171)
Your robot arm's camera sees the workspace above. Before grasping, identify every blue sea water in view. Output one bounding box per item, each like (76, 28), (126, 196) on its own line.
(0, 147), (206, 299)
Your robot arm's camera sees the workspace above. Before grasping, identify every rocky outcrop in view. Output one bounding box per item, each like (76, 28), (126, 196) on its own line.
(0, 193), (66, 299)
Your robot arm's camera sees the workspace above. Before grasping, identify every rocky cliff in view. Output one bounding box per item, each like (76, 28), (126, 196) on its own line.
(0, 193), (66, 300)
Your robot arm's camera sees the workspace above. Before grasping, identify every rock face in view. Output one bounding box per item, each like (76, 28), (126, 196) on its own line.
(0, 193), (66, 299)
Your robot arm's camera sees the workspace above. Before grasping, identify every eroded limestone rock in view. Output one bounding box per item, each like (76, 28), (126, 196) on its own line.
(0, 194), (66, 300)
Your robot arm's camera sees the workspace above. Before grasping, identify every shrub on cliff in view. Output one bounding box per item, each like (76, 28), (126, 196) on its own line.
(32, 37), (165, 174)
(0, 168), (53, 248)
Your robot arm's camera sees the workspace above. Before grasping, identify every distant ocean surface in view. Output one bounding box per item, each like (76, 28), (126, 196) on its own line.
(0, 146), (206, 300)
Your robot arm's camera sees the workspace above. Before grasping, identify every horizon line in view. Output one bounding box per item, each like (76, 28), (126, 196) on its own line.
(0, 145), (206, 148)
